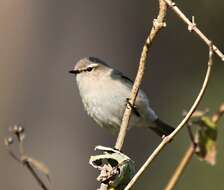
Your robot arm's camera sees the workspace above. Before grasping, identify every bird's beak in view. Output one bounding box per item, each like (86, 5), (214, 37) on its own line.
(69, 69), (79, 75)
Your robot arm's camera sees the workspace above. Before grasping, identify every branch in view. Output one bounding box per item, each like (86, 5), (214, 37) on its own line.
(163, 0), (224, 61)
(23, 160), (48, 190)
(211, 103), (224, 123)
(115, 0), (167, 151)
(124, 43), (214, 190)
(4, 126), (50, 190)
(164, 145), (194, 190)
(99, 2), (167, 189)
(164, 102), (224, 190)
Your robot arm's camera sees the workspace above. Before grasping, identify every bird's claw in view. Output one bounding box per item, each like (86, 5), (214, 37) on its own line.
(126, 98), (141, 117)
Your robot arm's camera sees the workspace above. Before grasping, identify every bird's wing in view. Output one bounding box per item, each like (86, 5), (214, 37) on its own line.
(110, 69), (134, 84)
(110, 69), (141, 117)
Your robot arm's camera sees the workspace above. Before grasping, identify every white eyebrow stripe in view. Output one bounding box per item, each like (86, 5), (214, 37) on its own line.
(88, 63), (99, 68)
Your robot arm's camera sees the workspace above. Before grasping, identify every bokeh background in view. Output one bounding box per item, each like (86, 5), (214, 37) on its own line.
(0, 0), (223, 189)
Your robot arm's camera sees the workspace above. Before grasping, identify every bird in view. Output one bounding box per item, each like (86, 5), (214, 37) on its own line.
(69, 57), (174, 137)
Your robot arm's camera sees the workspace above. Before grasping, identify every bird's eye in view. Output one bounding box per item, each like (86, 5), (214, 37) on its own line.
(86, 67), (93, 72)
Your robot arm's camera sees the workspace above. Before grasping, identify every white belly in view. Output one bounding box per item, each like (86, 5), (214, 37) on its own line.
(76, 72), (157, 131)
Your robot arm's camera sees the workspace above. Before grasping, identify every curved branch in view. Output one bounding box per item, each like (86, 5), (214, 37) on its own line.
(164, 102), (224, 190)
(124, 44), (214, 190)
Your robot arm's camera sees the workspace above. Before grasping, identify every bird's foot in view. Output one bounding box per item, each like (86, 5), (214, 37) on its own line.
(161, 135), (173, 143)
(162, 135), (166, 139)
(126, 98), (140, 117)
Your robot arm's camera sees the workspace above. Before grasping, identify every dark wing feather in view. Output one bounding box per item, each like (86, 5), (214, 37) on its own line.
(110, 69), (140, 117)
(110, 69), (134, 84)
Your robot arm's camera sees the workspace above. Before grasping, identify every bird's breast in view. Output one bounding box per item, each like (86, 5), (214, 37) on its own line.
(77, 76), (125, 129)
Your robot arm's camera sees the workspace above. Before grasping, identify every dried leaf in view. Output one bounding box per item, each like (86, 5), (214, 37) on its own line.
(90, 146), (135, 190)
(195, 116), (217, 165)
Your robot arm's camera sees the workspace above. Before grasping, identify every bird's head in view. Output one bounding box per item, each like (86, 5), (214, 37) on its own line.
(69, 57), (110, 77)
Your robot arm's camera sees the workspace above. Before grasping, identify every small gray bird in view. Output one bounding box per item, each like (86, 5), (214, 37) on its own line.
(69, 57), (174, 137)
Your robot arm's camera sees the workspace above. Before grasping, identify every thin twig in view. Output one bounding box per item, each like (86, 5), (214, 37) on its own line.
(212, 104), (224, 123)
(186, 125), (196, 147)
(163, 0), (224, 61)
(164, 102), (224, 190)
(115, 0), (167, 151)
(164, 145), (194, 190)
(5, 126), (49, 190)
(124, 44), (214, 190)
(23, 160), (48, 190)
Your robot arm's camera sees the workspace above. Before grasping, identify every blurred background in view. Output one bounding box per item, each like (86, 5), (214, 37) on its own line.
(0, 0), (223, 189)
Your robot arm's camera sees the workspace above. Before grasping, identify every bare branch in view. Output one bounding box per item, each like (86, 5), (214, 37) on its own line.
(115, 0), (167, 151)
(23, 160), (48, 190)
(164, 102), (224, 190)
(212, 104), (224, 123)
(124, 43), (214, 190)
(5, 126), (50, 190)
(163, 0), (224, 61)
(186, 125), (196, 147)
(164, 145), (194, 190)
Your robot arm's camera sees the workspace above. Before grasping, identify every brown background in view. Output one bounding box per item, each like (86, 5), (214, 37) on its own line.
(0, 0), (223, 189)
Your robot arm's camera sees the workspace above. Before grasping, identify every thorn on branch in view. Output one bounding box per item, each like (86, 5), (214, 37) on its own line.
(188, 16), (196, 32)
(163, 0), (224, 61)
(169, 1), (176, 7)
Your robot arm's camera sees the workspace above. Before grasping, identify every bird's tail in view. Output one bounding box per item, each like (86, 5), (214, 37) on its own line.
(149, 119), (175, 137)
